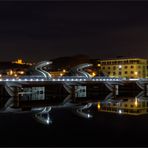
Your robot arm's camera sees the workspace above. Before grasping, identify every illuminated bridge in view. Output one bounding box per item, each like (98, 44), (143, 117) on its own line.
(0, 76), (123, 82)
(2, 60), (148, 97)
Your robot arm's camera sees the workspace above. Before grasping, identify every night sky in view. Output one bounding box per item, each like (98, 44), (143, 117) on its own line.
(0, 1), (148, 62)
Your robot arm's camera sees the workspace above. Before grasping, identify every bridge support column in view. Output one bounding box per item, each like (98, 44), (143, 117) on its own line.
(14, 87), (20, 107)
(115, 85), (119, 95)
(145, 84), (148, 97)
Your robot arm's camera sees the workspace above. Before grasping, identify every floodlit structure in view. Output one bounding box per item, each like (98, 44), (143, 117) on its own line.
(33, 61), (52, 79)
(99, 58), (147, 78)
(69, 63), (93, 78)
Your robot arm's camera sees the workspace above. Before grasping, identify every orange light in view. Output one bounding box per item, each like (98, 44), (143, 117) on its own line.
(134, 71), (138, 75)
(134, 97), (138, 107)
(97, 102), (101, 109)
(63, 69), (66, 73)
(97, 64), (101, 67)
(92, 72), (96, 77)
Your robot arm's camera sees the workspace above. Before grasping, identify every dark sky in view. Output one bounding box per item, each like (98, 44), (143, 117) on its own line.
(0, 1), (148, 62)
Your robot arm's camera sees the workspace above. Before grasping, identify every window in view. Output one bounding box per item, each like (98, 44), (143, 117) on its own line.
(108, 67), (110, 69)
(125, 71), (128, 74)
(119, 72), (121, 75)
(124, 60), (128, 64)
(142, 102), (145, 107)
(113, 66), (116, 70)
(131, 66), (134, 68)
(124, 66), (128, 69)
(131, 71), (134, 74)
(113, 72), (116, 75)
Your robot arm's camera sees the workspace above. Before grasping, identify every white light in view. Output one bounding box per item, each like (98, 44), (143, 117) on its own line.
(119, 65), (122, 69)
(25, 79), (27, 81)
(129, 78), (139, 81)
(118, 110), (122, 114)
(36, 79), (39, 81)
(52, 79), (55, 81)
(88, 114), (90, 118)
(41, 79), (44, 81)
(12, 79), (15, 81)
(18, 79), (21, 81)
(6, 79), (9, 81)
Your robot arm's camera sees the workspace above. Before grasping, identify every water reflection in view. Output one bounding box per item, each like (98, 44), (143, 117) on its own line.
(0, 89), (147, 125)
(98, 96), (148, 116)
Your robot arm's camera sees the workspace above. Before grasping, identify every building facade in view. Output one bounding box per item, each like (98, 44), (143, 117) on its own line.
(99, 58), (148, 78)
(97, 98), (148, 115)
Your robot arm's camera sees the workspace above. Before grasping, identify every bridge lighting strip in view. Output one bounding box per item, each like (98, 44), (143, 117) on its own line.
(0, 77), (142, 82)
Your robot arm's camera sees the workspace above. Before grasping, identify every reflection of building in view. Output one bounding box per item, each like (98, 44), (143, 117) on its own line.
(99, 58), (147, 78)
(98, 98), (148, 115)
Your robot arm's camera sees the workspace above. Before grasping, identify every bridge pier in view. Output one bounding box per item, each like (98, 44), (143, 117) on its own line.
(144, 84), (148, 97)
(14, 87), (20, 107)
(115, 85), (119, 95)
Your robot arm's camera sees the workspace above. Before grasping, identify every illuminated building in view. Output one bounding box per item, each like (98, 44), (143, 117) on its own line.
(12, 58), (33, 66)
(99, 58), (147, 78)
(97, 98), (148, 115)
(50, 69), (67, 77)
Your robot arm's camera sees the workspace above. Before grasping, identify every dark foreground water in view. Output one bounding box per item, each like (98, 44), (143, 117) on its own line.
(0, 109), (148, 147)
(0, 91), (148, 147)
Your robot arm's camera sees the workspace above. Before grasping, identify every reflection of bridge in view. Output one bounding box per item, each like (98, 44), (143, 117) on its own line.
(1, 61), (148, 125)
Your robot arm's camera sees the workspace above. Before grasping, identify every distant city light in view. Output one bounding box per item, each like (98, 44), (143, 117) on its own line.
(97, 64), (101, 67)
(63, 69), (66, 73)
(97, 102), (101, 109)
(92, 72), (96, 77)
